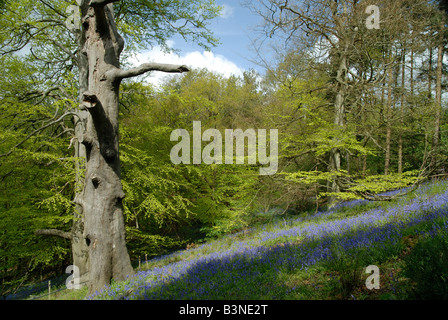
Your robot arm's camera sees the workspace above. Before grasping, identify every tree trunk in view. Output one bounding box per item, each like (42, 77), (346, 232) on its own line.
(329, 52), (346, 200)
(398, 48), (406, 174)
(410, 46), (414, 96)
(398, 134), (403, 173)
(77, 3), (131, 295)
(362, 152), (367, 178)
(384, 124), (391, 175)
(327, 3), (352, 205)
(428, 46), (433, 99)
(384, 55), (394, 176)
(432, 15), (444, 169)
(76, 1), (189, 295)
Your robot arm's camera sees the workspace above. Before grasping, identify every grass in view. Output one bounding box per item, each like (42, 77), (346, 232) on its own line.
(22, 179), (448, 300)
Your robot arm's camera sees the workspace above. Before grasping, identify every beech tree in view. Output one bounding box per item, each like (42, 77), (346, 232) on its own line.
(71, 0), (209, 294)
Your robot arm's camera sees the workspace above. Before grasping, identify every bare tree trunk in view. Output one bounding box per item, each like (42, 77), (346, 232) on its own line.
(397, 133), (403, 173)
(76, 3), (130, 294)
(329, 52), (347, 200)
(410, 46), (414, 96)
(432, 16), (444, 169)
(75, 1), (189, 295)
(384, 55), (394, 176)
(428, 46), (433, 99)
(362, 152), (367, 177)
(398, 48), (406, 174)
(384, 125), (391, 175)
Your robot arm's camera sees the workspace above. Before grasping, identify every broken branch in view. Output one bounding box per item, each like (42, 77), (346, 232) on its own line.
(89, 0), (121, 6)
(35, 229), (72, 240)
(113, 63), (190, 80)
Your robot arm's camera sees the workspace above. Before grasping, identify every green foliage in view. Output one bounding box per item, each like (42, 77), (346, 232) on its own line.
(0, 55), (75, 296)
(121, 142), (194, 230)
(0, 150), (74, 296)
(346, 171), (421, 195)
(323, 244), (368, 299)
(283, 169), (422, 201)
(401, 228), (448, 299)
(187, 164), (258, 238)
(119, 76), (261, 244)
(125, 228), (186, 259)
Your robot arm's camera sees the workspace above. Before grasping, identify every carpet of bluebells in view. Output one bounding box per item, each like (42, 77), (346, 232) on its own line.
(88, 181), (448, 300)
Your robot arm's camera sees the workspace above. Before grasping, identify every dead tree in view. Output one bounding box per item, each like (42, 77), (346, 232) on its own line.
(74, 0), (189, 295)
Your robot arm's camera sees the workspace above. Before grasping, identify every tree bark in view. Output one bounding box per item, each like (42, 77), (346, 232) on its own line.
(327, 51), (346, 204)
(398, 48), (405, 174)
(410, 46), (414, 96)
(327, 2), (352, 206)
(35, 229), (72, 240)
(432, 15), (444, 170)
(428, 46), (433, 99)
(77, 2), (189, 295)
(384, 54), (394, 176)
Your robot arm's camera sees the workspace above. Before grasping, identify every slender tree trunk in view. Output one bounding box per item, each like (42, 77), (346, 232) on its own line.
(397, 133), (403, 173)
(432, 16), (444, 170)
(398, 48), (406, 174)
(428, 46), (433, 99)
(362, 151), (367, 177)
(384, 125), (391, 175)
(326, 2), (351, 205)
(410, 46), (414, 96)
(329, 53), (346, 198)
(384, 53), (394, 176)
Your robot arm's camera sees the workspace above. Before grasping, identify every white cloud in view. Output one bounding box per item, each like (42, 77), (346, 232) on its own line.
(127, 45), (245, 87)
(220, 4), (234, 19)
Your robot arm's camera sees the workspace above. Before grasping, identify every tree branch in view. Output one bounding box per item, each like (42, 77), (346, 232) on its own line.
(0, 111), (77, 158)
(113, 63), (190, 80)
(89, 0), (121, 6)
(35, 229), (72, 240)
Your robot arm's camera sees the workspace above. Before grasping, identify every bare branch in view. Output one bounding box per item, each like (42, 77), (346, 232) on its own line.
(0, 112), (78, 158)
(19, 86), (64, 105)
(113, 63), (190, 80)
(35, 229), (72, 240)
(48, 38), (78, 62)
(89, 0), (121, 6)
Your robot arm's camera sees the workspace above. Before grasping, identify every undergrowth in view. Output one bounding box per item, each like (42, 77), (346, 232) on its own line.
(14, 180), (448, 300)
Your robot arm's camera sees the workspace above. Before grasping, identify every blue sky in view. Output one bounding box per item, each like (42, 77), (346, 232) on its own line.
(195, 1), (264, 71)
(130, 1), (266, 85)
